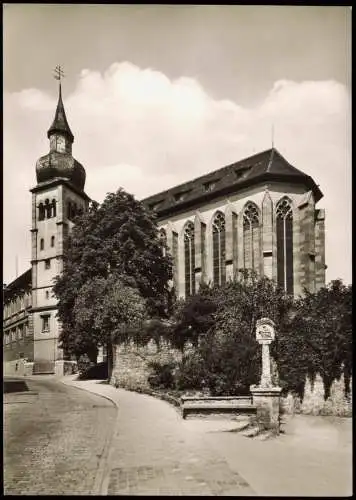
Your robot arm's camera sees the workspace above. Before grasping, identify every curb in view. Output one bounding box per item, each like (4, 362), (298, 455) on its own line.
(60, 377), (120, 410)
(59, 377), (120, 495)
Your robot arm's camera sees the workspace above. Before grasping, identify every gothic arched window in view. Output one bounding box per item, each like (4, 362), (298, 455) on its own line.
(243, 202), (260, 272)
(159, 228), (167, 257)
(212, 212), (226, 286)
(184, 222), (195, 296)
(40, 238), (44, 251)
(52, 199), (57, 217)
(276, 197), (293, 294)
(38, 203), (45, 221)
(67, 201), (73, 220)
(44, 199), (52, 219)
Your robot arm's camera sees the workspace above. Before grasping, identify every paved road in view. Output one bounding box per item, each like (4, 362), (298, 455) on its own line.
(63, 376), (352, 497)
(4, 376), (116, 495)
(62, 377), (257, 495)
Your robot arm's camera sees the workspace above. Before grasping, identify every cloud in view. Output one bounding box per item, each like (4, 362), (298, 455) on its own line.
(3, 62), (351, 285)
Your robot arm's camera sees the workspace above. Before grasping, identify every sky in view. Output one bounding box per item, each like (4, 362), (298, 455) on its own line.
(3, 4), (352, 285)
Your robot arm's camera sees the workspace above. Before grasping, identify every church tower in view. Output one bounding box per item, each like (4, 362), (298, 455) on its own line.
(30, 81), (90, 373)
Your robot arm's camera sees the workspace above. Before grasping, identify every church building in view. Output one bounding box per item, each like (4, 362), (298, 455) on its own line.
(3, 83), (326, 375)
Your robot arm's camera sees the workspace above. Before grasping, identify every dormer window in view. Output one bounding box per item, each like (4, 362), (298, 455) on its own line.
(235, 166), (252, 181)
(149, 200), (164, 212)
(174, 190), (191, 203)
(203, 180), (218, 193)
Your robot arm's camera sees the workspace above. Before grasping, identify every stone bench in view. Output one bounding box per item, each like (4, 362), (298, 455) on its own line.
(181, 396), (256, 419)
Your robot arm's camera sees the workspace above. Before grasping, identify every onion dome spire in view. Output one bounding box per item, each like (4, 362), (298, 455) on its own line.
(47, 83), (74, 143)
(35, 68), (86, 191)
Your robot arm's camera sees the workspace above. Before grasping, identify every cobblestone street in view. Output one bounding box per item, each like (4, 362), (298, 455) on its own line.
(4, 376), (116, 495)
(4, 376), (352, 496)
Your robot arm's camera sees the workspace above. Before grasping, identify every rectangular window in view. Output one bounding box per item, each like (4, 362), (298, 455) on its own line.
(41, 314), (50, 332)
(44, 259), (51, 270)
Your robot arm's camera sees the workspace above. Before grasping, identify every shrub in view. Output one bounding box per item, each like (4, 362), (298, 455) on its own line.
(78, 361), (108, 380)
(147, 361), (176, 390)
(174, 352), (208, 392)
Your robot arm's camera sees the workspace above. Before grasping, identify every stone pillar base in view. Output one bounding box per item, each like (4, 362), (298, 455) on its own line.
(250, 385), (282, 435)
(24, 362), (34, 377)
(55, 360), (78, 377)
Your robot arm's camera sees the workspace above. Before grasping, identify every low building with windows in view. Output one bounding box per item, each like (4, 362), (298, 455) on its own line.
(3, 269), (33, 373)
(3, 82), (326, 375)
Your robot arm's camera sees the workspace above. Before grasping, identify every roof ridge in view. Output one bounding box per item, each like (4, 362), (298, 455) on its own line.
(143, 148), (274, 202)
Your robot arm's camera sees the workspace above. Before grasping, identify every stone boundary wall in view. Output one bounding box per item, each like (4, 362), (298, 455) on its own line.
(111, 340), (182, 392)
(111, 342), (352, 418)
(281, 373), (352, 417)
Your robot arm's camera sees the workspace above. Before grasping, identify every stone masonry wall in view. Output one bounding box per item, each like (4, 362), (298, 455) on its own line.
(111, 340), (182, 392)
(282, 373), (352, 417)
(112, 342), (351, 418)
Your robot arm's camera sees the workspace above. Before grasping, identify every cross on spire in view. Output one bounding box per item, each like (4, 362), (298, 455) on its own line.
(53, 65), (65, 81)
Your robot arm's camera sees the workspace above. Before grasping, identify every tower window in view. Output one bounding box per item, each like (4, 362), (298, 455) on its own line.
(184, 222), (195, 296)
(52, 199), (57, 217)
(212, 212), (226, 286)
(276, 197), (294, 294)
(44, 259), (51, 270)
(41, 314), (50, 332)
(38, 203), (45, 221)
(45, 290), (50, 299)
(243, 202), (260, 272)
(44, 199), (52, 219)
(40, 238), (44, 251)
(51, 236), (55, 247)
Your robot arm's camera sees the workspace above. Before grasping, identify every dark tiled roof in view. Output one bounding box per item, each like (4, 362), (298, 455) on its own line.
(142, 148), (323, 218)
(3, 268), (32, 301)
(47, 83), (74, 143)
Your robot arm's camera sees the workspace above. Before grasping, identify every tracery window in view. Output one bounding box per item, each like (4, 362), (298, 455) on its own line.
(159, 228), (167, 257)
(212, 212), (226, 286)
(276, 197), (293, 294)
(243, 202), (260, 272)
(184, 222), (195, 296)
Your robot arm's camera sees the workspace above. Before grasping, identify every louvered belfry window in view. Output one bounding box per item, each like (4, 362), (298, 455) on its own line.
(276, 197), (293, 294)
(212, 212), (226, 286)
(184, 222), (195, 296)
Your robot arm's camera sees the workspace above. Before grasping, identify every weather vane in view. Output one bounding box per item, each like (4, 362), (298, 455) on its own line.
(53, 65), (65, 81)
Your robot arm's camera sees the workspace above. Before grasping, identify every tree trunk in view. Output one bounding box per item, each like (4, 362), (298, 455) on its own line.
(107, 341), (114, 381)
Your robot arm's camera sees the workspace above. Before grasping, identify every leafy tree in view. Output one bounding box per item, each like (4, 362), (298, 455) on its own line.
(287, 280), (352, 399)
(169, 289), (217, 351)
(173, 271), (295, 395)
(53, 189), (173, 362)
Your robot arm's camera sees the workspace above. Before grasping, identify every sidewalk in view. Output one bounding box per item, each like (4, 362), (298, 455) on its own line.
(61, 376), (352, 496)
